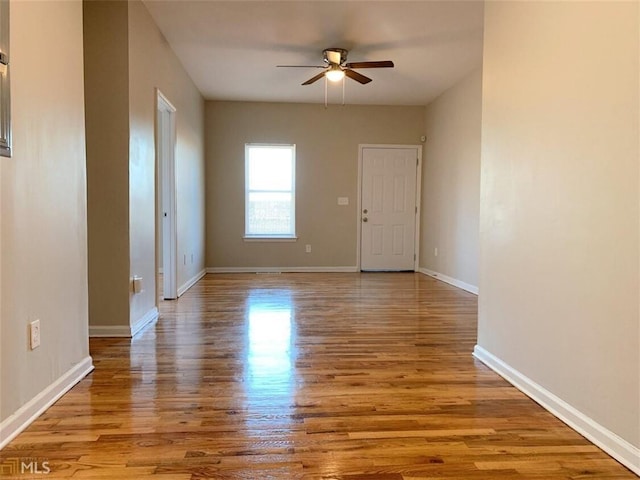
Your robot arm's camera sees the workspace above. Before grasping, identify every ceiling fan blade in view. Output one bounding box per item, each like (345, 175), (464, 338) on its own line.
(344, 69), (372, 84)
(302, 71), (327, 85)
(344, 61), (394, 69)
(277, 65), (326, 68)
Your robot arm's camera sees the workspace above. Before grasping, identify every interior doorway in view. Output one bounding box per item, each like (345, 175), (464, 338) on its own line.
(156, 89), (177, 300)
(358, 145), (422, 271)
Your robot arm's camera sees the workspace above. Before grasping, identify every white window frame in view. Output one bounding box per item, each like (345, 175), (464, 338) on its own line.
(244, 143), (297, 241)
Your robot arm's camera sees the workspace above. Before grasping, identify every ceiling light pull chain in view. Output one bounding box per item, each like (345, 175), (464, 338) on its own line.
(324, 75), (328, 109)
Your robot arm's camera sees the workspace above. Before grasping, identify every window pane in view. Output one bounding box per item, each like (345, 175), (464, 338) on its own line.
(246, 144), (295, 237)
(248, 147), (292, 191)
(247, 192), (293, 235)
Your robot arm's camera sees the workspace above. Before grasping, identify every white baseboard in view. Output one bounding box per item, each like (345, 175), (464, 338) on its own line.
(90, 307), (158, 338)
(473, 345), (640, 475)
(130, 307), (159, 337)
(206, 266), (359, 273)
(0, 356), (94, 450)
(177, 269), (206, 297)
(418, 267), (479, 295)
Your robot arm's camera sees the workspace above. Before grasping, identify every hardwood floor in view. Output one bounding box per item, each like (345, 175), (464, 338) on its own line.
(1, 273), (636, 479)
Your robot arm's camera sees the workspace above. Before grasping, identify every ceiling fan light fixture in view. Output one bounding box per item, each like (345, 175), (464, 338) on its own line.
(325, 66), (345, 82)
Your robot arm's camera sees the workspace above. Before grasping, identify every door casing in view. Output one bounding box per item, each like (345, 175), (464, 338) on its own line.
(357, 144), (422, 271)
(156, 89), (177, 300)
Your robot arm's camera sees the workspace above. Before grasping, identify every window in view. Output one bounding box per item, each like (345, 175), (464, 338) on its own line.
(245, 144), (296, 239)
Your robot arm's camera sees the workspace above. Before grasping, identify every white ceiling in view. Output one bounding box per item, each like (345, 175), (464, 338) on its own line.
(143, 1), (484, 106)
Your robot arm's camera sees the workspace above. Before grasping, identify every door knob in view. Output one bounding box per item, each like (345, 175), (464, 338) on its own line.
(363, 217), (368, 222)
(363, 209), (368, 214)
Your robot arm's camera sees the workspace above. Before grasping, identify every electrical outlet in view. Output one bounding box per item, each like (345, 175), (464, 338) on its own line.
(30, 319), (41, 350)
(305, 244), (312, 253)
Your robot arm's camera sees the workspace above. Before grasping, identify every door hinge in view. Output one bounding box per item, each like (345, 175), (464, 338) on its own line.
(416, 158), (419, 166)
(415, 206), (418, 214)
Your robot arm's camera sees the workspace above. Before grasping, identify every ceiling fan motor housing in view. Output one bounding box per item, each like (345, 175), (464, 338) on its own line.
(323, 48), (348, 65)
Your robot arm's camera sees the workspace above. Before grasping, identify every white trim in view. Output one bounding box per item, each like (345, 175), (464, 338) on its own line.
(131, 307), (159, 337)
(0, 356), (94, 450)
(245, 143), (296, 238)
(177, 269), (206, 297)
(90, 307), (158, 338)
(357, 148), (362, 270)
(0, 0), (11, 158)
(206, 266), (358, 274)
(418, 267), (479, 295)
(413, 149), (423, 271)
(156, 88), (178, 300)
(242, 236), (298, 242)
(156, 89), (176, 113)
(473, 345), (640, 476)
(357, 144), (422, 272)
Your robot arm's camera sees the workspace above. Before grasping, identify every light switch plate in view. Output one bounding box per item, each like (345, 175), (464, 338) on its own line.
(337, 197), (349, 206)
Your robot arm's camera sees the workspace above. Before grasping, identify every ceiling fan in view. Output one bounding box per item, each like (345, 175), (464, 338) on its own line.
(278, 48), (394, 86)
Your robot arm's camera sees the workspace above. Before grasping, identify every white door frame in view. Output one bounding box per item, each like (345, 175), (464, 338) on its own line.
(156, 89), (177, 300)
(357, 144), (422, 271)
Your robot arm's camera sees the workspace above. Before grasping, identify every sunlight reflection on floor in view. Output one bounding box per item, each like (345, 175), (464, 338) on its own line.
(244, 289), (296, 425)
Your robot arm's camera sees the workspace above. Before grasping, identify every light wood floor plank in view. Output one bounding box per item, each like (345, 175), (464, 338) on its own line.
(0, 273), (635, 479)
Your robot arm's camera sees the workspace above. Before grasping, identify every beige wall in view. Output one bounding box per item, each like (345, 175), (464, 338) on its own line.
(420, 68), (481, 289)
(83, 0), (131, 328)
(1, 0), (90, 420)
(128, 0), (205, 323)
(84, 0), (205, 333)
(478, 0), (639, 451)
(205, 102), (425, 269)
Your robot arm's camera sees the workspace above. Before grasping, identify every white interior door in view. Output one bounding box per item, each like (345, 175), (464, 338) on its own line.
(360, 146), (419, 271)
(156, 91), (177, 300)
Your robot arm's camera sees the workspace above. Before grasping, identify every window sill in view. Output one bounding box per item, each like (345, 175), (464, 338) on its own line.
(243, 236), (298, 242)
